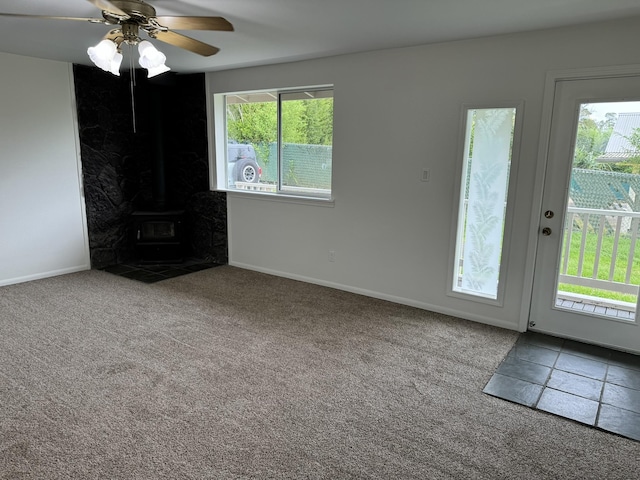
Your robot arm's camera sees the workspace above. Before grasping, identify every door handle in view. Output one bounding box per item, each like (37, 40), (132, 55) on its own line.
(542, 227), (552, 236)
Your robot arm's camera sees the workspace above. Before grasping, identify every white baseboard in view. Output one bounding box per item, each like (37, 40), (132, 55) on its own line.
(0, 264), (91, 288)
(229, 261), (520, 331)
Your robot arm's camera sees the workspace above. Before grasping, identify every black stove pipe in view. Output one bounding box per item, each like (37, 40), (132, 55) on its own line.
(149, 84), (167, 211)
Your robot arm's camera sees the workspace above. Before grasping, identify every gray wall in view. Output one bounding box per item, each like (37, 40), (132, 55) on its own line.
(0, 53), (89, 286)
(208, 16), (640, 331)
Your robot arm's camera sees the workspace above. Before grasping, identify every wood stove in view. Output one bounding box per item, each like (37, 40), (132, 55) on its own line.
(131, 210), (185, 263)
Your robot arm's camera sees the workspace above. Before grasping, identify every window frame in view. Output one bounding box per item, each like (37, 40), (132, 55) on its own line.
(446, 101), (524, 307)
(210, 85), (334, 203)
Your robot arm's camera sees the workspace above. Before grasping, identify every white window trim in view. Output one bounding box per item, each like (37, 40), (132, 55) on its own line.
(225, 189), (335, 207)
(207, 84), (334, 202)
(446, 101), (525, 307)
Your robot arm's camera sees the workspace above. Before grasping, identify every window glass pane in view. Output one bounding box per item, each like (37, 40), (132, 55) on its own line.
(453, 107), (516, 299)
(557, 102), (640, 316)
(225, 92), (276, 191)
(280, 91), (334, 196)
(220, 87), (333, 197)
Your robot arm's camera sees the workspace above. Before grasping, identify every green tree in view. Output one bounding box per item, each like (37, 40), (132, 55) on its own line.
(616, 127), (640, 173)
(226, 101), (277, 145)
(573, 107), (614, 170)
(281, 99), (308, 144)
(227, 98), (333, 147)
(227, 101), (277, 163)
(303, 98), (334, 145)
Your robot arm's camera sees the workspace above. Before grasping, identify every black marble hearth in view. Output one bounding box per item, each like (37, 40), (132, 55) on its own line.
(101, 258), (222, 284)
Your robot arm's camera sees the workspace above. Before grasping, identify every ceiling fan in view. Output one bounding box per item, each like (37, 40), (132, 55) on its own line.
(0, 0), (234, 75)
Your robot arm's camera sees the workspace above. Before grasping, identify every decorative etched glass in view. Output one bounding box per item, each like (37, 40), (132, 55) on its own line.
(453, 108), (516, 299)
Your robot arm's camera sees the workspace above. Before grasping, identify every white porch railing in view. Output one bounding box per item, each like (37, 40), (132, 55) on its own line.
(559, 206), (640, 300)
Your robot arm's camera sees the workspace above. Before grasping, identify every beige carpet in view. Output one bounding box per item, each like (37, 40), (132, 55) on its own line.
(0, 266), (637, 479)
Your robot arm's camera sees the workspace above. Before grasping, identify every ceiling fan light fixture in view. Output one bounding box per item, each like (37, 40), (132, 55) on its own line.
(144, 63), (171, 78)
(2, 0), (233, 75)
(110, 51), (124, 76)
(87, 38), (121, 75)
(138, 40), (170, 77)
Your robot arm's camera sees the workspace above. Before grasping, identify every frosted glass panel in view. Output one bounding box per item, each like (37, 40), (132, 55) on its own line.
(453, 108), (516, 299)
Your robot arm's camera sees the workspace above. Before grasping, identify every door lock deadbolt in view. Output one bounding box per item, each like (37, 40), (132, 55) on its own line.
(542, 227), (552, 236)
(544, 210), (554, 219)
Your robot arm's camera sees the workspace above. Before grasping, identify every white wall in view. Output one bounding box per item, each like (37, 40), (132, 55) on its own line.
(0, 53), (89, 286)
(207, 16), (640, 331)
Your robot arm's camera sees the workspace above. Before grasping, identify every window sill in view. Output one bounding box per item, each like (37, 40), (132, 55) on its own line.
(215, 188), (335, 207)
(446, 288), (504, 307)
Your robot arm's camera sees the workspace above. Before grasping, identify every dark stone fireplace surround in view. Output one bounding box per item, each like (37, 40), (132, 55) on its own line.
(73, 65), (227, 269)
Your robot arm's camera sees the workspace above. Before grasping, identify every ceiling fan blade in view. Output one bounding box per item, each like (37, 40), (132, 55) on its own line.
(154, 16), (233, 31)
(0, 13), (105, 23)
(86, 0), (129, 18)
(152, 30), (220, 57)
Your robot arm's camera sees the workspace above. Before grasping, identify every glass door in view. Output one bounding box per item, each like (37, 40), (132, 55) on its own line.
(530, 76), (640, 353)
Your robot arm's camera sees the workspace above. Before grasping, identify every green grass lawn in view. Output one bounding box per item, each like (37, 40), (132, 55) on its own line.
(559, 223), (640, 303)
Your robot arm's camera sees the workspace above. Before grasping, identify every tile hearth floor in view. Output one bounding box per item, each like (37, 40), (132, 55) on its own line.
(484, 332), (640, 442)
(101, 258), (222, 284)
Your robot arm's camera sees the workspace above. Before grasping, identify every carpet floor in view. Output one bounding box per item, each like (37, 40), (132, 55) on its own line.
(1, 266), (638, 479)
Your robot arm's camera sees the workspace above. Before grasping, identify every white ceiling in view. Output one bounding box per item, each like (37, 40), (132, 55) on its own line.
(1, 0), (640, 73)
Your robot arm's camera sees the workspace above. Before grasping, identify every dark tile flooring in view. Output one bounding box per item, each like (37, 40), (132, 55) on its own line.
(100, 258), (221, 284)
(484, 332), (640, 442)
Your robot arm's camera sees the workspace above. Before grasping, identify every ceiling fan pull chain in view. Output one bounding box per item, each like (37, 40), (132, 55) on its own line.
(129, 43), (137, 133)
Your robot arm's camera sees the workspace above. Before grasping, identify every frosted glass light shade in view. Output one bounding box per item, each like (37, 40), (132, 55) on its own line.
(138, 40), (171, 77)
(87, 39), (121, 76)
(109, 52), (123, 76)
(145, 63), (171, 77)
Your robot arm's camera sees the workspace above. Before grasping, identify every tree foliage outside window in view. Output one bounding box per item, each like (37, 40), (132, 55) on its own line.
(227, 102), (276, 153)
(227, 98), (333, 147)
(574, 107), (615, 170)
(620, 127), (640, 173)
(574, 105), (640, 173)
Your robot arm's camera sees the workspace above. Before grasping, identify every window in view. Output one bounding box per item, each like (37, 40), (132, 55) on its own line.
(216, 87), (334, 198)
(451, 105), (521, 302)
